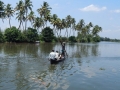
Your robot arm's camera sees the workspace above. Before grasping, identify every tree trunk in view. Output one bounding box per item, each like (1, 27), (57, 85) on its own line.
(25, 10), (28, 31)
(22, 21), (24, 30)
(69, 28), (72, 37)
(18, 21), (22, 30)
(64, 28), (68, 37)
(9, 17), (11, 28)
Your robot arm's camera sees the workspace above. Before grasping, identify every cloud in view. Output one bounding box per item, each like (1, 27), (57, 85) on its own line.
(112, 9), (120, 13)
(79, 4), (107, 12)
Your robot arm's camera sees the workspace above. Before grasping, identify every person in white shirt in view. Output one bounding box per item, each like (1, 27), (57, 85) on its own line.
(55, 51), (60, 60)
(49, 50), (56, 60)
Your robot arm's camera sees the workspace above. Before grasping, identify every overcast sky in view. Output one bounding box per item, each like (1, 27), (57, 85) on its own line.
(1, 0), (120, 39)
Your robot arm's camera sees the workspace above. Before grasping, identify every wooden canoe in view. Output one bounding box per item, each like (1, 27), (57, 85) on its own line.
(50, 57), (65, 64)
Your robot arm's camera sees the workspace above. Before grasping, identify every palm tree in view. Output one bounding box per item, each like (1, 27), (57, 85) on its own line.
(33, 17), (44, 33)
(27, 11), (35, 26)
(0, 0), (5, 23)
(56, 18), (62, 36)
(92, 25), (102, 36)
(24, 0), (33, 31)
(76, 19), (85, 33)
(51, 15), (64, 42)
(15, 0), (25, 30)
(44, 9), (51, 27)
(76, 19), (85, 42)
(91, 25), (102, 42)
(37, 1), (51, 18)
(71, 18), (76, 36)
(65, 15), (72, 37)
(37, 1), (51, 28)
(89, 22), (93, 27)
(4, 4), (14, 28)
(51, 14), (58, 35)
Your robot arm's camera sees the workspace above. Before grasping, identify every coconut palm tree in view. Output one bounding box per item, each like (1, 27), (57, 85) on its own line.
(33, 17), (44, 33)
(44, 9), (51, 27)
(38, 1), (51, 18)
(92, 25), (102, 36)
(24, 0), (33, 31)
(71, 18), (76, 36)
(37, 1), (51, 28)
(89, 22), (93, 27)
(56, 18), (62, 36)
(15, 0), (25, 30)
(0, 0), (5, 23)
(27, 11), (35, 26)
(51, 14), (58, 35)
(76, 19), (85, 35)
(92, 25), (102, 42)
(65, 15), (72, 37)
(4, 4), (14, 28)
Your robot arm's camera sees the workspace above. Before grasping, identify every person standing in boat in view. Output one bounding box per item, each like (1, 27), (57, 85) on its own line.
(49, 50), (56, 60)
(61, 42), (67, 56)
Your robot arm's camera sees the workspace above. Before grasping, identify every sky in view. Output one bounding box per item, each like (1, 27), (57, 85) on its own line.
(1, 0), (120, 39)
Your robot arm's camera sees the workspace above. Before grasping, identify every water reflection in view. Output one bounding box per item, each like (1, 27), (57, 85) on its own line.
(25, 61), (70, 90)
(0, 42), (120, 90)
(0, 43), (99, 58)
(67, 43), (99, 58)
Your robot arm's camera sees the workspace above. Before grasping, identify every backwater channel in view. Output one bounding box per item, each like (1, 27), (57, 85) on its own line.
(0, 42), (120, 90)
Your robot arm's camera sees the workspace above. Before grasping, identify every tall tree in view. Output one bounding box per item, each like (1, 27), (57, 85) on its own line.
(37, 1), (51, 28)
(33, 17), (44, 33)
(27, 11), (35, 26)
(92, 25), (102, 36)
(51, 14), (58, 35)
(65, 15), (72, 37)
(44, 9), (51, 27)
(24, 0), (33, 31)
(15, 0), (25, 30)
(0, 0), (5, 23)
(76, 19), (85, 33)
(71, 18), (76, 36)
(5, 4), (14, 28)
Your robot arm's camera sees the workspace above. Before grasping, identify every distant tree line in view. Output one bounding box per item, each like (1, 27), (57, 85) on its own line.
(100, 37), (120, 42)
(0, 0), (102, 43)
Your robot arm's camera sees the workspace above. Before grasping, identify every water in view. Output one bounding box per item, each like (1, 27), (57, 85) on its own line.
(0, 42), (120, 90)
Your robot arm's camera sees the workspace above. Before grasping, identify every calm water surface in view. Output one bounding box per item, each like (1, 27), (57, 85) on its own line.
(0, 42), (120, 90)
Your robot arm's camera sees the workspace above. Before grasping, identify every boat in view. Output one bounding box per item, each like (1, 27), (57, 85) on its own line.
(50, 56), (65, 64)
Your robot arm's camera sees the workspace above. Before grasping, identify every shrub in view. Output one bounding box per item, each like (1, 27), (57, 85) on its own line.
(0, 30), (5, 42)
(41, 27), (54, 42)
(26, 27), (39, 42)
(69, 36), (77, 42)
(4, 26), (21, 42)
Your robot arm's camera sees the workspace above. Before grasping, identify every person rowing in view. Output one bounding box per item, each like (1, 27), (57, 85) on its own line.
(61, 42), (68, 56)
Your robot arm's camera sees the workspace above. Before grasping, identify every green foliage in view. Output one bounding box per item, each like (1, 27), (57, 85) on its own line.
(77, 32), (101, 42)
(26, 27), (39, 42)
(18, 31), (28, 42)
(0, 0), (5, 18)
(86, 34), (93, 42)
(100, 37), (120, 42)
(92, 35), (100, 42)
(4, 26), (21, 42)
(68, 36), (77, 42)
(0, 30), (5, 42)
(1, 1), (104, 43)
(41, 27), (54, 42)
(60, 37), (68, 42)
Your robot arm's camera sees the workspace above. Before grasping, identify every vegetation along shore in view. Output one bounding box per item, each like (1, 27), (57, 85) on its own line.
(0, 0), (120, 43)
